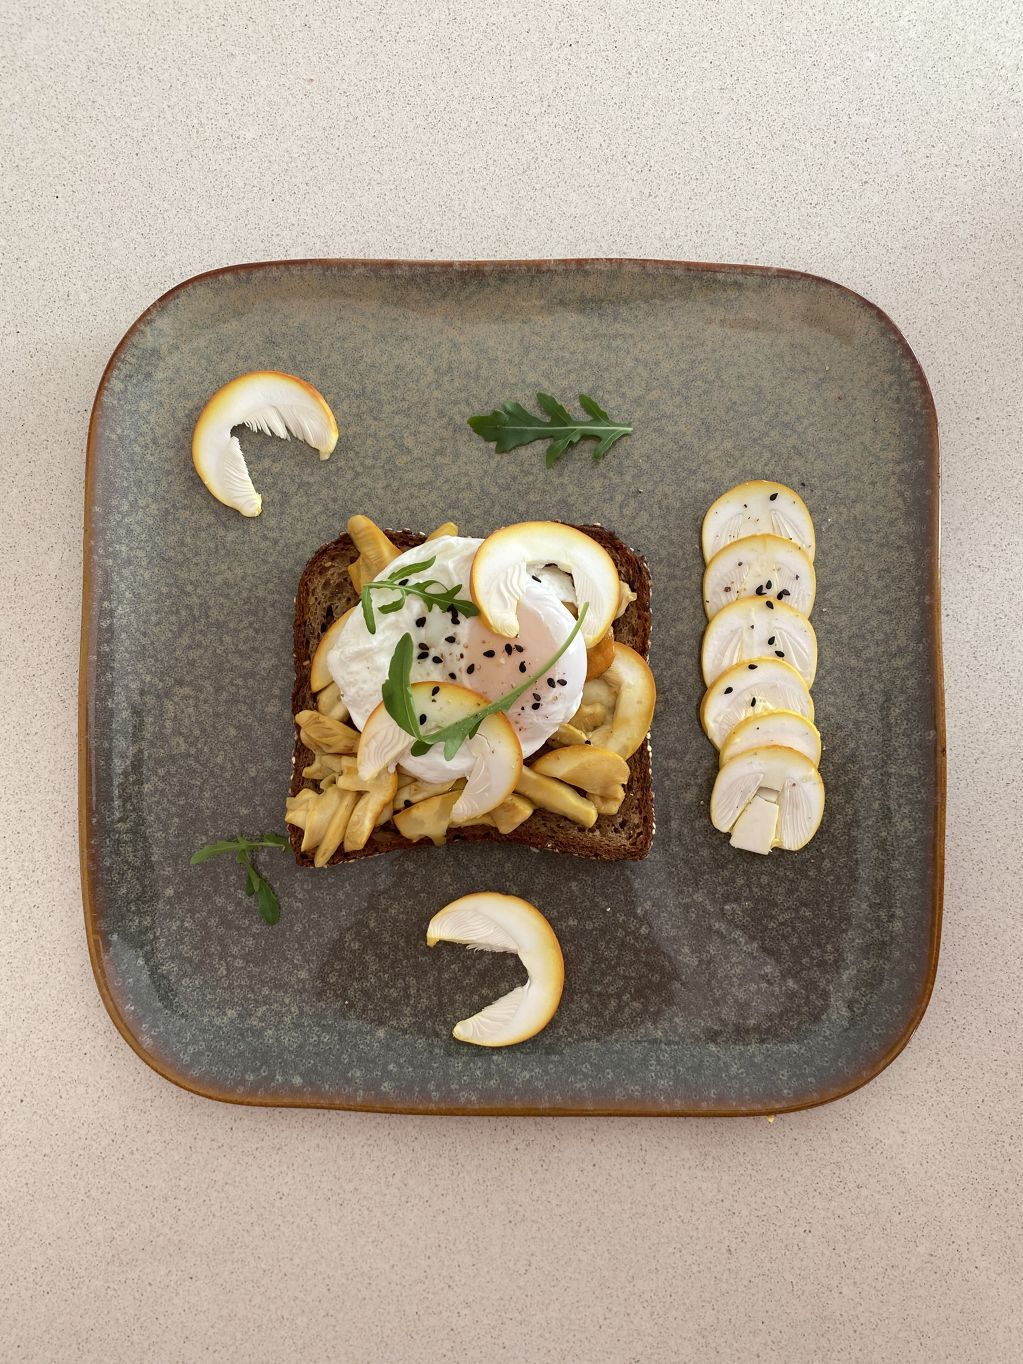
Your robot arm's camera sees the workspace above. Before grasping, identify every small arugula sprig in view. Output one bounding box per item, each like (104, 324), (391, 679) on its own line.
(382, 604), (588, 762)
(190, 833), (288, 926)
(360, 555), (479, 635)
(468, 392), (632, 468)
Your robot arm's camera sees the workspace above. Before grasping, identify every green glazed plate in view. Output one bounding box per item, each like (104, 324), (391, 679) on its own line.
(80, 259), (944, 1114)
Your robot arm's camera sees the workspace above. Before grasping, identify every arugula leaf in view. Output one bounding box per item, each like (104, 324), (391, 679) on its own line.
(190, 834), (287, 926)
(577, 393), (610, 422)
(380, 633), (423, 740)
(190, 839), (250, 864)
(468, 392), (631, 467)
(386, 556), (436, 580)
(360, 562), (479, 634)
(255, 878), (281, 926)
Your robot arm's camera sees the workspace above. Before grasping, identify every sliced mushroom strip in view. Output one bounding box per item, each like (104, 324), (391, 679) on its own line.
(347, 514), (401, 593)
(295, 710), (360, 755)
(514, 767), (598, 828)
(530, 744), (630, 793)
(310, 607), (355, 693)
(393, 790), (462, 846)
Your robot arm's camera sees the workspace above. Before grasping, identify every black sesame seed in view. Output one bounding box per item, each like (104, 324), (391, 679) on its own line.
(748, 663), (758, 670)
(398, 578), (409, 586)
(515, 645), (525, 653)
(419, 714), (427, 725)
(445, 635), (456, 644)
(432, 655), (442, 664)
(531, 702), (541, 710)
(755, 585), (766, 596)
(448, 672), (456, 680)
(431, 686), (439, 696)
(765, 600), (775, 610)
(531, 574), (541, 582)
(750, 697), (757, 707)
(466, 663), (475, 674)
(547, 678), (556, 688)
(415, 616), (426, 628)
(557, 678), (567, 686)
(533, 692), (541, 701)
(768, 636), (776, 646)
(724, 686), (733, 695)
(769, 492), (778, 501)
(777, 590), (790, 600)
(723, 586), (732, 592)
(519, 662), (527, 673)
(417, 653), (429, 661)
(775, 650), (785, 658)
(504, 644), (513, 655)
(765, 580), (772, 590)
(483, 649), (496, 658)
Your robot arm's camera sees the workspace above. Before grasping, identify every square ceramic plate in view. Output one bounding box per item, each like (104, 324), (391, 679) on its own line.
(80, 259), (943, 1115)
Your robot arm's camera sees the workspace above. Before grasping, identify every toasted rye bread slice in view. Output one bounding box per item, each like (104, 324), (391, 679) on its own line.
(289, 524), (653, 863)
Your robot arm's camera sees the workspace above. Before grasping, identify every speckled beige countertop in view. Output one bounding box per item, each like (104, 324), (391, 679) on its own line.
(3, 3), (1021, 1360)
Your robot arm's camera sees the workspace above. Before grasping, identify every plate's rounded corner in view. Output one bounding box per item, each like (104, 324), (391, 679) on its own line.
(80, 899), (244, 1108)
(770, 953), (942, 1118)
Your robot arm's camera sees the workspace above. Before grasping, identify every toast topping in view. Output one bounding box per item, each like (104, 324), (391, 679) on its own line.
(287, 516), (654, 863)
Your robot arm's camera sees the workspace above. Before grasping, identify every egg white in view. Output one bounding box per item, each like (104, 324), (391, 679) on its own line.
(327, 536), (587, 783)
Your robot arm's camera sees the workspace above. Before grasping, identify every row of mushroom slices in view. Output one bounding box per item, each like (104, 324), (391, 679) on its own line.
(699, 481), (825, 854)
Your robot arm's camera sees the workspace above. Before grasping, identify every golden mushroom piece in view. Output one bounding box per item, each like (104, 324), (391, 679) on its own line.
(530, 744), (630, 793)
(585, 644), (656, 759)
(702, 534), (816, 620)
(346, 514), (402, 593)
(469, 521), (621, 649)
(711, 746), (825, 853)
(700, 658), (813, 751)
(310, 607), (355, 693)
(192, 371), (338, 517)
(701, 479), (815, 563)
(426, 893), (565, 1047)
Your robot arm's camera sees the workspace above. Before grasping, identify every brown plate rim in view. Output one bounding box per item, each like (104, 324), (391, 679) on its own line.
(79, 256), (944, 1116)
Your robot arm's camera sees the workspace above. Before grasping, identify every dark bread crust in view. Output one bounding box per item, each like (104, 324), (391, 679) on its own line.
(289, 525), (653, 864)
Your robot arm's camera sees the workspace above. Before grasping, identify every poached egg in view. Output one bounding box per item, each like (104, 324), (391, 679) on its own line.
(327, 535), (587, 783)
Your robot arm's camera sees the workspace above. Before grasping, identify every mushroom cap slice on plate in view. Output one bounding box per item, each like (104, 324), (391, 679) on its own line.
(711, 745), (825, 852)
(703, 534), (816, 620)
(701, 595), (818, 686)
(702, 479), (815, 563)
(700, 657), (813, 750)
